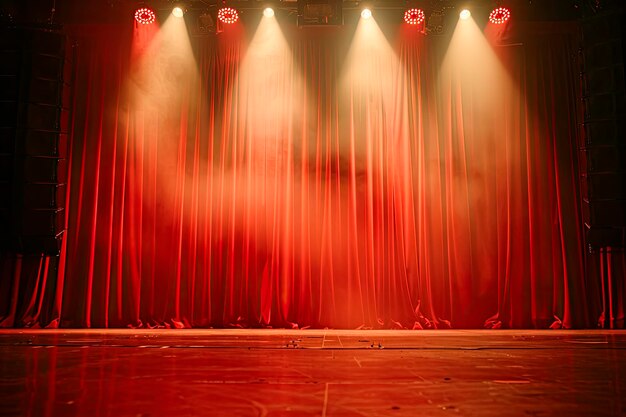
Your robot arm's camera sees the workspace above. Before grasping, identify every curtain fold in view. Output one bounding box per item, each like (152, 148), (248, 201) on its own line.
(1, 21), (624, 329)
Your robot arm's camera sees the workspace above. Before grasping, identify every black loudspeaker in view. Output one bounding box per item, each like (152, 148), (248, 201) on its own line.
(580, 10), (626, 249)
(0, 26), (70, 256)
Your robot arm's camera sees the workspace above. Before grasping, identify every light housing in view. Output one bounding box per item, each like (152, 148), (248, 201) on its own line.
(489, 7), (511, 24)
(404, 8), (425, 25)
(172, 7), (185, 18)
(218, 7), (239, 24)
(134, 7), (156, 25)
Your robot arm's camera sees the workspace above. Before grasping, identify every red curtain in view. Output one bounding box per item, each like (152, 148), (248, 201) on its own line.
(1, 20), (624, 329)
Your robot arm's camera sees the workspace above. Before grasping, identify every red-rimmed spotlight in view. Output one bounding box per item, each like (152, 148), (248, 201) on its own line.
(404, 8), (425, 25)
(489, 7), (511, 24)
(135, 7), (156, 25)
(218, 7), (239, 24)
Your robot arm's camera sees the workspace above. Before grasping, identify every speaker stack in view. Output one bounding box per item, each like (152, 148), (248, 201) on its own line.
(580, 10), (626, 250)
(0, 26), (70, 256)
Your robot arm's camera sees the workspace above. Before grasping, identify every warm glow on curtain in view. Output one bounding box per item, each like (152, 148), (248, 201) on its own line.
(1, 20), (623, 329)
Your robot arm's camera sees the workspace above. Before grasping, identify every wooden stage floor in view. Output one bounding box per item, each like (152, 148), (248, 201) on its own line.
(0, 329), (625, 416)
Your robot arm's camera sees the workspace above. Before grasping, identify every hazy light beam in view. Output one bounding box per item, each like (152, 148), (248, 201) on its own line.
(129, 13), (198, 111)
(441, 15), (513, 119)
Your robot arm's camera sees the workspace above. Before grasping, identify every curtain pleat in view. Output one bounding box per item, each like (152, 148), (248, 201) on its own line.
(1, 22), (624, 329)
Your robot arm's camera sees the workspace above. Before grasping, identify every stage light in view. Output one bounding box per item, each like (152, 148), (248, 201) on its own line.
(489, 7), (510, 24)
(404, 8), (425, 25)
(172, 7), (184, 18)
(134, 7), (156, 25)
(218, 7), (239, 24)
(263, 7), (275, 17)
(361, 8), (372, 19)
(459, 9), (471, 20)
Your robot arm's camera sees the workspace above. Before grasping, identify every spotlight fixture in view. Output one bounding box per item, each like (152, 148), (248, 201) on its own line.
(134, 7), (156, 25)
(172, 6), (185, 18)
(361, 8), (372, 19)
(218, 7), (239, 24)
(459, 9), (471, 20)
(404, 8), (425, 25)
(489, 7), (510, 24)
(263, 7), (275, 17)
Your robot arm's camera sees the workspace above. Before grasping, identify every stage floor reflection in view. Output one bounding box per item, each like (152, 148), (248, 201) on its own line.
(0, 329), (625, 416)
